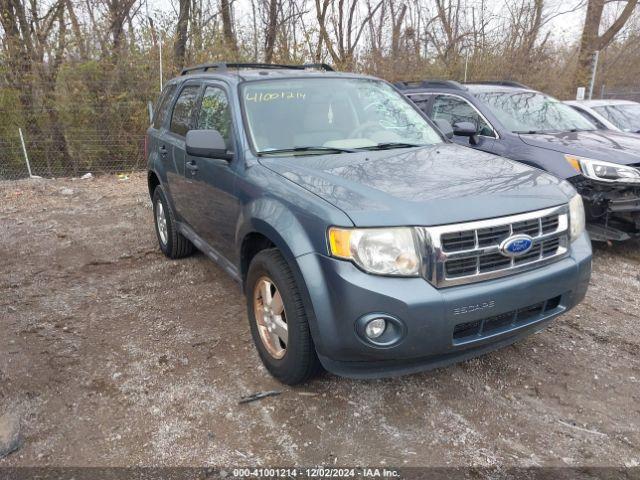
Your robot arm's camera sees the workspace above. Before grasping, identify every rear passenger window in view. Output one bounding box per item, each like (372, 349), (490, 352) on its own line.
(152, 84), (177, 129)
(431, 95), (496, 137)
(197, 86), (233, 150)
(170, 85), (200, 137)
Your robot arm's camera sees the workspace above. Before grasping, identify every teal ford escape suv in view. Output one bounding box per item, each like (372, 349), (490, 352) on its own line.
(146, 63), (592, 384)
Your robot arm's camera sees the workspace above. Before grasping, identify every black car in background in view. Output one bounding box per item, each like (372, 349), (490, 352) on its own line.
(397, 80), (640, 241)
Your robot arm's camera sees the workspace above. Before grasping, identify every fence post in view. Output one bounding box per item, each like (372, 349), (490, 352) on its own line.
(18, 128), (34, 178)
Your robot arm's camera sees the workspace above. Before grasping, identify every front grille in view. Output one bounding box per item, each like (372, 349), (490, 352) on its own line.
(452, 296), (562, 342)
(513, 243), (541, 265)
(441, 231), (475, 252)
(541, 215), (559, 233)
(445, 257), (477, 277)
(479, 253), (511, 272)
(477, 225), (510, 248)
(422, 205), (570, 287)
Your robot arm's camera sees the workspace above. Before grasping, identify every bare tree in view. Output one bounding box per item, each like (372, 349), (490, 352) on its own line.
(574, 0), (639, 89)
(174, 0), (191, 70)
(106, 0), (138, 53)
(264, 0), (279, 62)
(220, 0), (238, 54)
(0, 0), (71, 174)
(315, 0), (384, 67)
(389, 0), (408, 56)
(426, 0), (470, 72)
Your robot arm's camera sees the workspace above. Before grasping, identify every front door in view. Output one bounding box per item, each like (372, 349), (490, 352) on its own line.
(429, 94), (497, 154)
(181, 84), (239, 264)
(164, 82), (202, 220)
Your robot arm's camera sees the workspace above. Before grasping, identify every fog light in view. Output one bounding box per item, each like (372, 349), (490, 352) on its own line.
(365, 318), (386, 339)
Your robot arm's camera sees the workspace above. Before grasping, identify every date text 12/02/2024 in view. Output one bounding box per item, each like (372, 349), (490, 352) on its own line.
(230, 468), (401, 477)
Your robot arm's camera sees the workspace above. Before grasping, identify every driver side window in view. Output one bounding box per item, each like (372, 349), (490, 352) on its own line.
(430, 95), (496, 137)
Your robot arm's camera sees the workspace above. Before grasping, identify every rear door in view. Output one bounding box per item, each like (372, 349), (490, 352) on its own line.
(148, 82), (177, 181)
(163, 81), (203, 221)
(180, 82), (240, 263)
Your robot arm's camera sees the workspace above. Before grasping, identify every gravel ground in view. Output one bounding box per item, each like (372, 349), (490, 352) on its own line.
(0, 173), (639, 468)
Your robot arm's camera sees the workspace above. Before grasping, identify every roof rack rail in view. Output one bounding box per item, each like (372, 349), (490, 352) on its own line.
(467, 80), (531, 89)
(393, 80), (466, 91)
(180, 62), (334, 75)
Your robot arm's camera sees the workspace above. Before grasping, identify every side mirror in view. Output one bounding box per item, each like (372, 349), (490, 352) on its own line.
(453, 121), (479, 145)
(185, 129), (232, 160)
(434, 119), (454, 139)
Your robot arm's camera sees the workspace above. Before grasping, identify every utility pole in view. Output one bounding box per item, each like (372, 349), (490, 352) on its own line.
(464, 49), (469, 83)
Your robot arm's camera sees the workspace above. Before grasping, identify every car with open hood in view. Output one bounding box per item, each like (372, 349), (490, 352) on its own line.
(145, 65), (591, 384)
(398, 80), (640, 242)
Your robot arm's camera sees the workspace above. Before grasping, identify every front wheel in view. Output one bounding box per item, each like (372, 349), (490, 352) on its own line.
(246, 249), (321, 385)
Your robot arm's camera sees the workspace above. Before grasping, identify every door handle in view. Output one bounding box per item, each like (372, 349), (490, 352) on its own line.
(186, 161), (199, 174)
(159, 145), (168, 156)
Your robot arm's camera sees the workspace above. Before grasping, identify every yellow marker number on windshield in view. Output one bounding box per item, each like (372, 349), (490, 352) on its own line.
(245, 91), (306, 103)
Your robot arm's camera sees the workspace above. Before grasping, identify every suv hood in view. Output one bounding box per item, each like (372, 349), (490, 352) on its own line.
(260, 144), (574, 227)
(519, 130), (640, 166)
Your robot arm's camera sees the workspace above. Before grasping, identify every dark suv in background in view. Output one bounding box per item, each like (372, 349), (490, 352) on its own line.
(146, 64), (591, 384)
(397, 80), (640, 241)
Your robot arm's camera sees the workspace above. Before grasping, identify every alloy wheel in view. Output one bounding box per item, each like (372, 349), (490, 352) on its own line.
(253, 276), (288, 359)
(156, 200), (168, 245)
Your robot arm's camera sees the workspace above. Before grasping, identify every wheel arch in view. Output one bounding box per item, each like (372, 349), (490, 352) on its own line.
(237, 215), (326, 354)
(147, 170), (161, 198)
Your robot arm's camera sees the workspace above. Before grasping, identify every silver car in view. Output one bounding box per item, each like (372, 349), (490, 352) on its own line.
(565, 99), (640, 134)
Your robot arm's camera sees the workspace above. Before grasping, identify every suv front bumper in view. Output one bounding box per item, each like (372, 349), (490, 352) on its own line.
(295, 233), (592, 378)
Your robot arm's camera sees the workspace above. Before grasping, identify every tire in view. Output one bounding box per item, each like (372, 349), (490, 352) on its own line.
(152, 185), (194, 259)
(246, 249), (321, 385)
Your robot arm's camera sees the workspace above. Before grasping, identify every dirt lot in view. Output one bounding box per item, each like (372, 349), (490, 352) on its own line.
(0, 173), (639, 468)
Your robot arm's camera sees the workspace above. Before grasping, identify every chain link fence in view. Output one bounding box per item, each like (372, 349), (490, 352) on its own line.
(0, 99), (151, 180)
(601, 88), (640, 102)
(0, 128), (147, 180)
(1, 62), (159, 181)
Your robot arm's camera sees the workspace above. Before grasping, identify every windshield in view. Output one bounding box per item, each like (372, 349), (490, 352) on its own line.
(240, 77), (442, 155)
(593, 104), (640, 133)
(475, 91), (596, 133)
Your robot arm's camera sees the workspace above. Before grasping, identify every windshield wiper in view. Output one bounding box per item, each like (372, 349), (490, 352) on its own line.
(257, 146), (357, 156)
(357, 142), (423, 151)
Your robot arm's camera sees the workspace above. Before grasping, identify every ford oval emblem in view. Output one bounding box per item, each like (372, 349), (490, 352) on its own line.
(500, 234), (533, 257)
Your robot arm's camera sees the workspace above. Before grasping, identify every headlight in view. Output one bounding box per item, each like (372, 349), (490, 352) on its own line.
(569, 194), (585, 242)
(328, 227), (421, 276)
(565, 154), (640, 184)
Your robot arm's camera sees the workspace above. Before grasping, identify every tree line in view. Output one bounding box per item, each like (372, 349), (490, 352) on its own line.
(0, 0), (639, 179)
